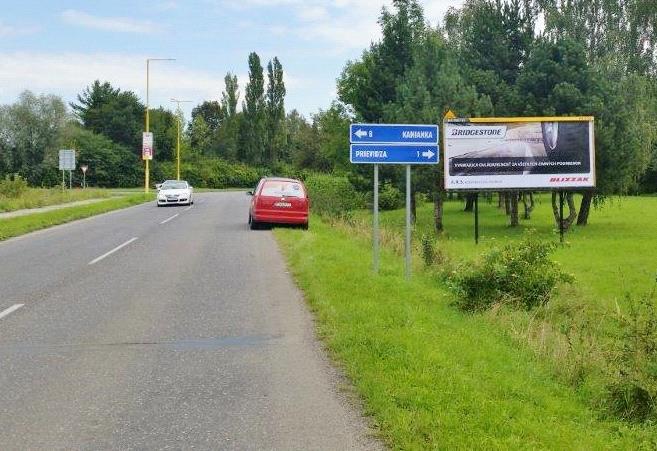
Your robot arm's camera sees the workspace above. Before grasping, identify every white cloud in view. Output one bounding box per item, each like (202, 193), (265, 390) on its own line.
(0, 52), (223, 118)
(0, 21), (39, 37)
(61, 9), (160, 34)
(220, 0), (464, 54)
(0, 52), (308, 118)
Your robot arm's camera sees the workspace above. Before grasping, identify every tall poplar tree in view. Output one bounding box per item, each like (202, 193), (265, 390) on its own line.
(240, 53), (266, 164)
(266, 57), (286, 165)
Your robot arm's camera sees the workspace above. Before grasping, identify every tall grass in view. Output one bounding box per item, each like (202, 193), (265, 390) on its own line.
(0, 188), (112, 212)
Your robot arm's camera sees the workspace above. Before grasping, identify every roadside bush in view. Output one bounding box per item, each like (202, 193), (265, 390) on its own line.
(448, 234), (574, 312)
(0, 174), (28, 198)
(607, 287), (657, 422)
(304, 174), (365, 218)
(378, 182), (403, 210)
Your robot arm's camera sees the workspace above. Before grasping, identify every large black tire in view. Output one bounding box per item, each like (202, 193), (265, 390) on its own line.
(249, 215), (259, 230)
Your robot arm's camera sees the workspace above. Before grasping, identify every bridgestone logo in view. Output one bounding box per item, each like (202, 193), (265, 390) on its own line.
(451, 129), (501, 136)
(402, 131), (433, 139)
(448, 126), (507, 139)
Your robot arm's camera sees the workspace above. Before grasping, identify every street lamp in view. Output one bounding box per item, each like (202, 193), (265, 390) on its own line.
(170, 98), (192, 181)
(144, 57), (175, 193)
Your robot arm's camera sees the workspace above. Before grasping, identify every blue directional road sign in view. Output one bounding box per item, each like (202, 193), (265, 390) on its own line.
(350, 124), (438, 144)
(350, 144), (439, 164)
(349, 123), (439, 165)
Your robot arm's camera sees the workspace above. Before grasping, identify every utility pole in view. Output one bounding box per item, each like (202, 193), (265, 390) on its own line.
(170, 98), (192, 181)
(144, 58), (175, 193)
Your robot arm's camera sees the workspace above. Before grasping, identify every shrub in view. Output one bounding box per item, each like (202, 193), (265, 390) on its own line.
(448, 234), (574, 312)
(0, 174), (29, 198)
(304, 174), (365, 218)
(607, 287), (657, 422)
(378, 182), (403, 210)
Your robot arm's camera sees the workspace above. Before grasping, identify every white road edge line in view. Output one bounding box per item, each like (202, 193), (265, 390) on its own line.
(0, 304), (24, 321)
(88, 237), (138, 265)
(160, 213), (180, 224)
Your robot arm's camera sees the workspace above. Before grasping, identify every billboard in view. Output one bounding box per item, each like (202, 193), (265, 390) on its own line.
(444, 117), (595, 190)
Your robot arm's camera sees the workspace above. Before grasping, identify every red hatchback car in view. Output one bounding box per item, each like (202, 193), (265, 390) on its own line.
(248, 177), (309, 230)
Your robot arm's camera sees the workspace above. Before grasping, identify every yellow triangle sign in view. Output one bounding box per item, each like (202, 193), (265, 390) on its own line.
(444, 110), (456, 120)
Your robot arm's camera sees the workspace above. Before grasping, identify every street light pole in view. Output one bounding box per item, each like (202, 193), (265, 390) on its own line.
(144, 58), (175, 193)
(170, 98), (192, 181)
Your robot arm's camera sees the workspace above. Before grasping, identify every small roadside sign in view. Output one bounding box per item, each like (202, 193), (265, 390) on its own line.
(349, 123), (439, 165)
(142, 132), (154, 160)
(80, 165), (88, 173)
(350, 143), (438, 164)
(350, 124), (438, 144)
(58, 149), (75, 170)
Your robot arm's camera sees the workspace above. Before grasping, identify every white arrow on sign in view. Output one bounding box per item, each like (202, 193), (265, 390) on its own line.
(354, 129), (368, 139)
(422, 150), (435, 159)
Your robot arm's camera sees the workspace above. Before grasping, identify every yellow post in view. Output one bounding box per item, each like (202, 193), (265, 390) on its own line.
(144, 58), (175, 193)
(177, 115), (180, 180)
(145, 60), (150, 193)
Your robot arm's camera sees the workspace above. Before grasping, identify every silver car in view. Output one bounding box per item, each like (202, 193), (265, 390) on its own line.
(156, 180), (194, 206)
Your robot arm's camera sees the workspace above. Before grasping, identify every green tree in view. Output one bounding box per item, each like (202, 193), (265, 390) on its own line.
(71, 80), (144, 151)
(266, 57), (286, 165)
(337, 0), (426, 121)
(148, 107), (178, 162)
(240, 52), (266, 164)
(191, 101), (222, 131)
(0, 91), (67, 185)
(221, 72), (240, 120)
(189, 115), (213, 155)
(59, 123), (141, 188)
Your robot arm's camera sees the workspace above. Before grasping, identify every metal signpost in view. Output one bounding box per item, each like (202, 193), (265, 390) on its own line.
(350, 123), (439, 279)
(58, 149), (75, 190)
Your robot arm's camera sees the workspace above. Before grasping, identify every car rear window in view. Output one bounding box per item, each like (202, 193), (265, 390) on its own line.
(260, 181), (305, 198)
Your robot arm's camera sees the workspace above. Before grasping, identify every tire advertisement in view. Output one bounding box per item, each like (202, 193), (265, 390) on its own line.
(444, 117), (595, 190)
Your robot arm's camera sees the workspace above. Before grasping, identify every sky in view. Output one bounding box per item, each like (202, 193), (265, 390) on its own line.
(0, 0), (464, 120)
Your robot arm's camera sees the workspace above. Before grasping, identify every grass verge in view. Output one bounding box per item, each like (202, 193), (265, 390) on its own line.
(0, 188), (114, 212)
(0, 194), (153, 241)
(274, 217), (656, 449)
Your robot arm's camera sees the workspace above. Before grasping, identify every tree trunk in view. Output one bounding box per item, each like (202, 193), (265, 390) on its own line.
(577, 191), (593, 226)
(522, 192), (535, 220)
(434, 170), (444, 232)
(509, 191), (519, 226)
(464, 193), (475, 212)
(551, 191), (578, 231)
(434, 192), (443, 232)
(504, 192), (511, 215)
(498, 192), (503, 208)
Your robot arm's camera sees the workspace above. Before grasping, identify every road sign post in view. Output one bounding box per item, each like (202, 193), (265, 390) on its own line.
(373, 164), (379, 273)
(350, 124), (439, 278)
(80, 165), (88, 189)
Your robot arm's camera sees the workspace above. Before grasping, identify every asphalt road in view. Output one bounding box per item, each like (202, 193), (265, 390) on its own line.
(0, 192), (380, 450)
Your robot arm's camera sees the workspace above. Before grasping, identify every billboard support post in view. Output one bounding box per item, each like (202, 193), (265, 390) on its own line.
(405, 165), (411, 279)
(373, 164), (379, 274)
(474, 193), (479, 244)
(559, 191), (565, 244)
